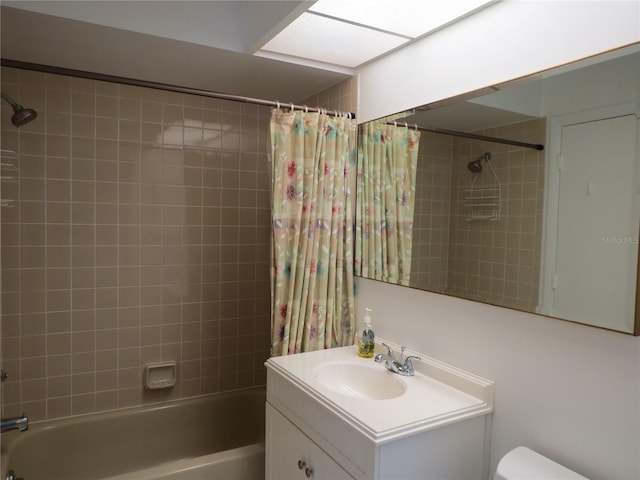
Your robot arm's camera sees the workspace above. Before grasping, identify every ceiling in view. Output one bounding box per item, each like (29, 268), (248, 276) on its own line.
(0, 1), (499, 104)
(0, 1), (350, 102)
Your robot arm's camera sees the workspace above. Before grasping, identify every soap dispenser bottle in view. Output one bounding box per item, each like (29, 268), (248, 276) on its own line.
(357, 308), (375, 358)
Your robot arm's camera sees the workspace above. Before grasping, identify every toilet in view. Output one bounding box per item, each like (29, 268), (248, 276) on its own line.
(494, 447), (589, 480)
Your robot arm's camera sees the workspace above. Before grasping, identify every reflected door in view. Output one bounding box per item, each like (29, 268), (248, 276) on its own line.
(551, 114), (639, 332)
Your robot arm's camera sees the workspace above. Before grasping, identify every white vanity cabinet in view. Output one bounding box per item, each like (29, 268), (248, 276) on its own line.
(266, 403), (354, 480)
(265, 342), (495, 480)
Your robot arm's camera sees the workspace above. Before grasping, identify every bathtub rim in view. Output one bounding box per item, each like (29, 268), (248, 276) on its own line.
(105, 441), (265, 480)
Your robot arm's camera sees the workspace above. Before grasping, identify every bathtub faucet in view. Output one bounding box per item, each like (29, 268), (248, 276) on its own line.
(1, 414), (28, 433)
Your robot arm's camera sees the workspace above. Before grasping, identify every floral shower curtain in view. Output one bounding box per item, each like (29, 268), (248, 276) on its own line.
(355, 120), (420, 285)
(270, 109), (357, 356)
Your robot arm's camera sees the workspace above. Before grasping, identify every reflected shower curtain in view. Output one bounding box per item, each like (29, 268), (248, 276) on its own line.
(355, 120), (420, 285)
(270, 109), (356, 356)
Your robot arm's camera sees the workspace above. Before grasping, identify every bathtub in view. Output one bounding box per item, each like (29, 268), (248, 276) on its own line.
(1, 387), (265, 480)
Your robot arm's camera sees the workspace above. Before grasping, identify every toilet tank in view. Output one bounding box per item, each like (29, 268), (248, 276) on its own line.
(494, 447), (589, 480)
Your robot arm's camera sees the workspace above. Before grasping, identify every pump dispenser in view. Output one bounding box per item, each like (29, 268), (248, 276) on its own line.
(357, 308), (375, 358)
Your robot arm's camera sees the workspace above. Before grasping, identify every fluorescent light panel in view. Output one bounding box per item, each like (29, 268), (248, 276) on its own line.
(309, 0), (496, 38)
(260, 12), (408, 69)
(258, 0), (497, 68)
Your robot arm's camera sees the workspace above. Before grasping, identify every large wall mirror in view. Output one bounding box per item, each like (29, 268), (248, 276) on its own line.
(355, 43), (640, 335)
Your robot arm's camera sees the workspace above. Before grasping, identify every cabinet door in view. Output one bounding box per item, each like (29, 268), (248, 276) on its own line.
(308, 441), (353, 479)
(266, 403), (309, 480)
(266, 403), (354, 480)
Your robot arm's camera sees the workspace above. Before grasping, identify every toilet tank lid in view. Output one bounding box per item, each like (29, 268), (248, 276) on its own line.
(494, 447), (589, 480)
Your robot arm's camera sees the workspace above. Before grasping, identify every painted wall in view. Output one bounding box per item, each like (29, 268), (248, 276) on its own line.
(355, 1), (640, 479)
(357, 1), (640, 123)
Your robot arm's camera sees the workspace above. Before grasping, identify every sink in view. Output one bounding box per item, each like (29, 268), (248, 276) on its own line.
(314, 362), (406, 400)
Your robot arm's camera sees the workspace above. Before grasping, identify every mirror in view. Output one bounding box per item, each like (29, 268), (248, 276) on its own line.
(355, 44), (640, 334)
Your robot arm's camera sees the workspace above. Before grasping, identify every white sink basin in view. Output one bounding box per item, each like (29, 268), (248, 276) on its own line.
(314, 362), (406, 400)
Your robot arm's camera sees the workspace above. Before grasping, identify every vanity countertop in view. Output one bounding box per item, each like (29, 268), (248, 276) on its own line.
(265, 340), (494, 444)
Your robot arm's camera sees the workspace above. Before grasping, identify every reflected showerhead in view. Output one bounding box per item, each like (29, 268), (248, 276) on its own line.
(11, 106), (38, 127)
(1, 93), (38, 127)
(467, 152), (491, 173)
(467, 159), (483, 173)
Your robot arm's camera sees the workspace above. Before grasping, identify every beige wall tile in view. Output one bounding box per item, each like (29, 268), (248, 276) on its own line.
(2, 66), (279, 421)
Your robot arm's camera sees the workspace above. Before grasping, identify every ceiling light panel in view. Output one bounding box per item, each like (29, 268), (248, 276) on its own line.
(260, 12), (408, 68)
(309, 0), (496, 38)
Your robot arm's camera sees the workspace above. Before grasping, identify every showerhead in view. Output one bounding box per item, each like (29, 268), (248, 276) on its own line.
(11, 106), (38, 127)
(467, 159), (483, 173)
(467, 152), (491, 173)
(1, 93), (38, 127)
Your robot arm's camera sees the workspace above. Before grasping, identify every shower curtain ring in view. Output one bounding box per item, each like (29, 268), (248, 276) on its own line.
(304, 105), (308, 113)
(290, 102), (294, 112)
(276, 101), (280, 109)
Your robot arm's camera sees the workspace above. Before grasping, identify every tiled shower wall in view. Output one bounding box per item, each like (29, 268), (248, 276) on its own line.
(409, 118), (546, 312)
(447, 118), (546, 311)
(0, 67), (273, 421)
(410, 131), (453, 292)
(299, 76), (358, 120)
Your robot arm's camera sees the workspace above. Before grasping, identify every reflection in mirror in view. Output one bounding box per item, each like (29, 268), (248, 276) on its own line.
(355, 116), (421, 286)
(355, 44), (640, 334)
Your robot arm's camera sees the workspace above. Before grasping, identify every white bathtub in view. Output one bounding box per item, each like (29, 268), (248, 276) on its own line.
(1, 387), (265, 480)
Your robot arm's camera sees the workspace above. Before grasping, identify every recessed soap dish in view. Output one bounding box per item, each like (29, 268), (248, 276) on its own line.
(144, 361), (176, 390)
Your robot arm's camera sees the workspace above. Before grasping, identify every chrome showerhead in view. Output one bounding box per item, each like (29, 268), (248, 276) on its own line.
(1, 93), (38, 127)
(467, 152), (491, 173)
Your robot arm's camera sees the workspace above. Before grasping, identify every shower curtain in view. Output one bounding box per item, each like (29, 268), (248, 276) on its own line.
(270, 109), (356, 356)
(355, 120), (420, 285)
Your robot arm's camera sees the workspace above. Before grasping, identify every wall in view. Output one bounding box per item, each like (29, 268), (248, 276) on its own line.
(410, 118), (546, 311)
(0, 67), (272, 421)
(410, 131), (452, 292)
(0, 68), (358, 422)
(447, 118), (545, 311)
(299, 75), (358, 118)
(355, 2), (640, 479)
(357, 1), (640, 122)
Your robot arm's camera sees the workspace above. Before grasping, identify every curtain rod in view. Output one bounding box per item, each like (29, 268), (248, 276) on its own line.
(386, 122), (544, 151)
(1, 58), (356, 119)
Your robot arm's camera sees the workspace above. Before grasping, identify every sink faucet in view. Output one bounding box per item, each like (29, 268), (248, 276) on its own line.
(1, 414), (28, 433)
(374, 343), (420, 376)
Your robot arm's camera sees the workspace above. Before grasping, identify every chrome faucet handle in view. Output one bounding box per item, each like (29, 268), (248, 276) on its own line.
(404, 355), (420, 364)
(375, 343), (396, 366)
(403, 355), (421, 372)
